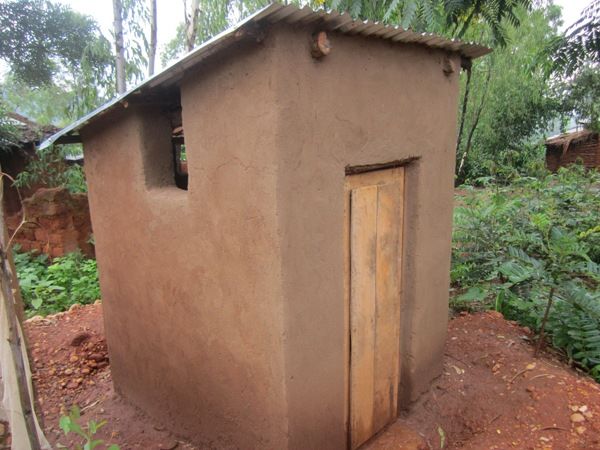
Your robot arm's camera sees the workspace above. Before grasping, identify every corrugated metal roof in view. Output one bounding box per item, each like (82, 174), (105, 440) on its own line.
(40, 2), (491, 149)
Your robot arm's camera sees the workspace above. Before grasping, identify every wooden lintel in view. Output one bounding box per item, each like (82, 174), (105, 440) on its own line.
(345, 157), (419, 175)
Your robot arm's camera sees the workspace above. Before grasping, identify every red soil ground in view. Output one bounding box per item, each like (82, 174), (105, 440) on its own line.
(19, 304), (600, 449)
(24, 303), (193, 450)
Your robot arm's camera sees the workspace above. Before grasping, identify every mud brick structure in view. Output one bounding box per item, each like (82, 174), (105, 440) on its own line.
(7, 187), (94, 258)
(545, 129), (600, 171)
(0, 112), (59, 214)
(43, 4), (489, 449)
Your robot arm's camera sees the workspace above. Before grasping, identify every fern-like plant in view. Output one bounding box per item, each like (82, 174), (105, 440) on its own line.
(452, 165), (600, 379)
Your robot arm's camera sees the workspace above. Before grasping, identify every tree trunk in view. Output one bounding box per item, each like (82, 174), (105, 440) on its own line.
(113, 0), (126, 94)
(455, 59), (472, 181)
(148, 0), (157, 76)
(535, 286), (555, 357)
(185, 0), (201, 52)
(455, 1), (481, 39)
(457, 62), (492, 177)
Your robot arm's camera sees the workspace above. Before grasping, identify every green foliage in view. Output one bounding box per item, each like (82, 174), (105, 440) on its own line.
(116, 0), (152, 88)
(0, 0), (115, 119)
(14, 248), (100, 317)
(325, 0), (531, 42)
(548, 284), (600, 376)
(67, 34), (116, 118)
(456, 4), (562, 184)
(161, 0), (272, 64)
(0, 103), (21, 152)
(1, 76), (75, 127)
(553, 0), (600, 76)
(0, 0), (108, 87)
(58, 405), (120, 450)
(557, 65), (600, 132)
(452, 165), (600, 379)
(327, 0), (396, 24)
(14, 145), (87, 194)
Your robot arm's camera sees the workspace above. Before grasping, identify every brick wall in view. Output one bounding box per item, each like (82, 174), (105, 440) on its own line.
(6, 187), (94, 258)
(546, 135), (600, 172)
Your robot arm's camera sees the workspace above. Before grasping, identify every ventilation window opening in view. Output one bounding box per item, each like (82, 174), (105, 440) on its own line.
(171, 115), (188, 191)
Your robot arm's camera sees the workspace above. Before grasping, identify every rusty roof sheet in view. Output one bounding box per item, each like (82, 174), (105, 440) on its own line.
(545, 129), (598, 154)
(40, 2), (491, 149)
(7, 112), (58, 144)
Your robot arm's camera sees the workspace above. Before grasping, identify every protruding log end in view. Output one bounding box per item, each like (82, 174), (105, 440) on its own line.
(311, 31), (331, 58)
(442, 56), (456, 76)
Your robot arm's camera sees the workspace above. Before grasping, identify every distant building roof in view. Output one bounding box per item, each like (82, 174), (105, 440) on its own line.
(40, 2), (491, 149)
(7, 112), (58, 145)
(545, 129), (598, 154)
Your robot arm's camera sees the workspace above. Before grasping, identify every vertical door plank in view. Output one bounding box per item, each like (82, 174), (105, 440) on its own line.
(347, 167), (405, 450)
(349, 185), (378, 450)
(372, 180), (403, 432)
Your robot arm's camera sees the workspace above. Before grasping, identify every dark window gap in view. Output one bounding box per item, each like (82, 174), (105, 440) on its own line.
(170, 108), (188, 191)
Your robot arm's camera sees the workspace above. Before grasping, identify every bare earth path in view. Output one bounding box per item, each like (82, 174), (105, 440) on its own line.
(19, 305), (600, 449)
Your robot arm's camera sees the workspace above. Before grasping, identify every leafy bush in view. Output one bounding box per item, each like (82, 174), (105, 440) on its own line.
(14, 144), (87, 194)
(14, 248), (100, 316)
(455, 5), (563, 185)
(452, 165), (600, 378)
(557, 66), (600, 133)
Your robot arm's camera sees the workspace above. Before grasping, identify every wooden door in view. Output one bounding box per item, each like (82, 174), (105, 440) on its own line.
(345, 167), (404, 449)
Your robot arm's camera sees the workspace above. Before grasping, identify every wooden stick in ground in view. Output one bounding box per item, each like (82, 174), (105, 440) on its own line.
(0, 172), (29, 323)
(535, 287), (555, 358)
(0, 171), (42, 450)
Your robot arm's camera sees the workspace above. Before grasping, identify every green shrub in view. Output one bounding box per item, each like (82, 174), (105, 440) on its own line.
(452, 164), (600, 379)
(13, 248), (100, 316)
(14, 144), (87, 194)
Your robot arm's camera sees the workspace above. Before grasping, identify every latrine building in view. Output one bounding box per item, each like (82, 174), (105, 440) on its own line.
(44, 4), (489, 449)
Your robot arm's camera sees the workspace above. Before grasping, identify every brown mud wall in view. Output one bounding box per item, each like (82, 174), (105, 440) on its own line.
(82, 39), (288, 449)
(80, 24), (460, 449)
(270, 25), (460, 449)
(7, 187), (94, 258)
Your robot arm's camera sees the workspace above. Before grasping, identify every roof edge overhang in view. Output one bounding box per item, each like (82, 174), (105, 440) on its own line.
(40, 2), (491, 149)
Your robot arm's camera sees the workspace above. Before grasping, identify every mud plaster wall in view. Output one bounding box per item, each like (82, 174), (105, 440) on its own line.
(269, 25), (460, 449)
(80, 25), (460, 450)
(81, 39), (288, 449)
